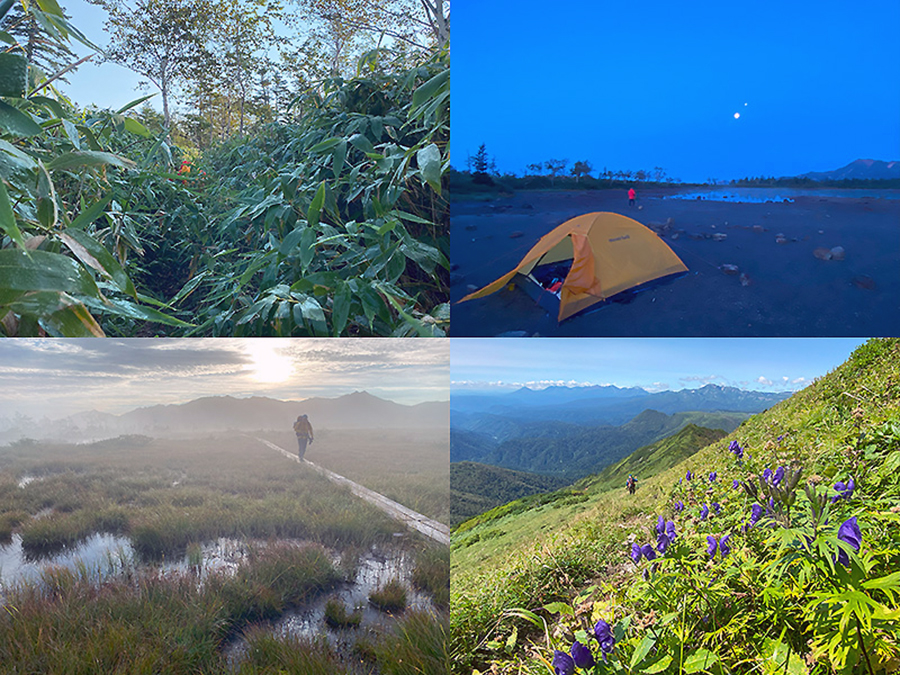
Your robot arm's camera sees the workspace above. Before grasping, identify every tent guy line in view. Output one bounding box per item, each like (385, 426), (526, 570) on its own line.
(251, 436), (450, 546)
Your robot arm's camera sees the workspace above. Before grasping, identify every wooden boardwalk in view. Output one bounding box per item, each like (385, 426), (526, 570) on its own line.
(254, 437), (450, 547)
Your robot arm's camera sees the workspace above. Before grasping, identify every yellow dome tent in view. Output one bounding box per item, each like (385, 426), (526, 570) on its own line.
(458, 212), (688, 322)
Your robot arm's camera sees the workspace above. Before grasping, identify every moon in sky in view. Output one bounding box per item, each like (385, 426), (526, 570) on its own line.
(734, 112), (741, 119)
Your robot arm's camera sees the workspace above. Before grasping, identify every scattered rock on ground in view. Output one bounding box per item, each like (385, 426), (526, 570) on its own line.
(712, 233), (727, 242)
(852, 275), (876, 290)
(509, 231), (524, 239)
(813, 247), (833, 260)
(752, 225), (765, 233)
(830, 246), (845, 261)
(775, 233), (788, 244)
(739, 273), (751, 286)
(450, 273), (466, 286)
(465, 224), (477, 231)
(466, 284), (478, 293)
(720, 264), (740, 275)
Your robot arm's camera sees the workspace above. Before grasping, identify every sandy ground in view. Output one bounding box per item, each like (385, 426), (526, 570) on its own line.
(450, 188), (900, 336)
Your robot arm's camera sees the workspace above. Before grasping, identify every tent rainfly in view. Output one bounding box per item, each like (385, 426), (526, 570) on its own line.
(458, 211), (688, 322)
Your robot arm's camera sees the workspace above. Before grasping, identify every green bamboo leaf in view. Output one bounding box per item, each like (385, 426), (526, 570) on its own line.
(541, 602), (574, 616)
(29, 96), (66, 118)
(308, 182), (325, 229)
(61, 118), (81, 148)
(47, 151), (136, 171)
(0, 180), (27, 250)
(60, 229), (137, 298)
(123, 117), (151, 137)
(296, 295), (327, 335)
(0, 100), (43, 136)
(115, 94), (156, 114)
(0, 52), (27, 97)
(410, 69), (449, 111)
(416, 142), (442, 194)
(332, 139), (347, 179)
(68, 195), (112, 230)
(298, 227), (317, 272)
(0, 249), (101, 297)
(82, 296), (191, 327)
(348, 133), (375, 155)
(331, 281), (351, 336)
(308, 137), (342, 153)
(5, 290), (104, 336)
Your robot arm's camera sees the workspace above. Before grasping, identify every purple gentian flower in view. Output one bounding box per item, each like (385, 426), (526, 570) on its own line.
(641, 544), (657, 561)
(553, 649), (575, 675)
(656, 515), (666, 537)
(729, 440), (744, 459)
(763, 467), (773, 483)
(631, 543), (642, 562)
(706, 535), (718, 557)
(831, 478), (855, 503)
(571, 640), (595, 669)
(836, 516), (862, 567)
(656, 533), (670, 553)
(593, 619), (615, 660)
(768, 497), (775, 512)
(665, 520), (676, 542)
(772, 466), (785, 487)
(777, 435), (784, 442)
(719, 534), (731, 558)
(709, 471), (717, 482)
(712, 502), (721, 515)
(700, 504), (709, 521)
(732, 479), (740, 489)
(674, 501), (684, 512)
(686, 470), (693, 481)
(750, 503), (763, 524)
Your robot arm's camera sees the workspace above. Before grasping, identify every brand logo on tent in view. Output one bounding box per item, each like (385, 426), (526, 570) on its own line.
(609, 235), (631, 242)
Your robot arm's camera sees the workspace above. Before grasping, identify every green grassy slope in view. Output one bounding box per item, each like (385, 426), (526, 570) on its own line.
(450, 339), (900, 674)
(576, 423), (727, 494)
(450, 462), (568, 528)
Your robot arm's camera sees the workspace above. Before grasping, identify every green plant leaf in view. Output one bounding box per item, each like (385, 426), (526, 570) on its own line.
(0, 100), (43, 136)
(5, 291), (104, 336)
(331, 281), (351, 336)
(416, 142), (442, 194)
(123, 117), (151, 137)
(0, 52), (27, 97)
(308, 182), (326, 229)
(642, 655), (673, 674)
(683, 649), (719, 674)
(541, 602), (574, 617)
(410, 69), (449, 111)
(630, 634), (657, 669)
(0, 249), (101, 298)
(68, 195), (112, 231)
(60, 229), (137, 298)
(0, 179), (27, 250)
(348, 133), (375, 155)
(47, 151), (136, 171)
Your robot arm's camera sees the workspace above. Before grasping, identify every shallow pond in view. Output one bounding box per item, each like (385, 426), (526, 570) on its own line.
(663, 187), (900, 203)
(0, 533), (133, 586)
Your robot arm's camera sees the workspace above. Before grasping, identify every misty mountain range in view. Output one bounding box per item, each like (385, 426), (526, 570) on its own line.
(799, 158), (900, 181)
(452, 384), (788, 430)
(0, 391), (448, 444)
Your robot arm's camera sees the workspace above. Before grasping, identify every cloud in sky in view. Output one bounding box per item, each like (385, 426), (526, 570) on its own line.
(0, 339), (449, 418)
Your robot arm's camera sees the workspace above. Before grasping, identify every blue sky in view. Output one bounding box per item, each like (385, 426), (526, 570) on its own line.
(0, 339), (449, 418)
(451, 338), (867, 394)
(451, 0), (900, 182)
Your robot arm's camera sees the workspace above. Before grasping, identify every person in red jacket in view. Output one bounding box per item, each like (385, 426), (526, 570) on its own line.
(293, 414), (314, 460)
(628, 187), (636, 207)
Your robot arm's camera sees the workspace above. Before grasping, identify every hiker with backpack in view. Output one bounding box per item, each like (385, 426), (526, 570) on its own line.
(626, 474), (637, 495)
(293, 414), (314, 460)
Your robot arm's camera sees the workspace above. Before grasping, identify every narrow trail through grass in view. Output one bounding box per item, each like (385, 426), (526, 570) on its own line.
(253, 437), (450, 546)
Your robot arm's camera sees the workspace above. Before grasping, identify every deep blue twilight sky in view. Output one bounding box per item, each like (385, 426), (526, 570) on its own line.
(451, 0), (900, 183)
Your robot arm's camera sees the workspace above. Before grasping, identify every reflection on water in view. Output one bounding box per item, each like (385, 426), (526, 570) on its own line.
(664, 187), (900, 203)
(0, 533), (133, 586)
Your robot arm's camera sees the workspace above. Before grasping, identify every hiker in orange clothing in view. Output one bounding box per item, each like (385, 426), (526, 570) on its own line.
(293, 414), (314, 460)
(628, 187), (636, 207)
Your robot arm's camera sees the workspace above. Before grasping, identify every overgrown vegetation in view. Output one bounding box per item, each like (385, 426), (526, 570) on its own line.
(369, 577), (408, 612)
(0, 0), (449, 336)
(451, 339), (900, 674)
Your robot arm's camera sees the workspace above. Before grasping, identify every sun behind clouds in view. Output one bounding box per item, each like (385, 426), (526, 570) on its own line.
(244, 342), (293, 383)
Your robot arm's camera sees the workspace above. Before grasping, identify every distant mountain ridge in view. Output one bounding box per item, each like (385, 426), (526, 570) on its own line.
(0, 392), (448, 443)
(800, 158), (900, 181)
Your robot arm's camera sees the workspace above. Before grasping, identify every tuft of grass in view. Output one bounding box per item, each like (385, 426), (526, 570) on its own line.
(323, 597), (362, 628)
(412, 545), (449, 607)
(375, 610), (451, 675)
(236, 627), (350, 674)
(368, 577), (407, 613)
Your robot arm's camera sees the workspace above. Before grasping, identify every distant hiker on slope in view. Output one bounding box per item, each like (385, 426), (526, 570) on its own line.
(626, 474), (637, 495)
(293, 414), (314, 460)
(628, 187), (636, 207)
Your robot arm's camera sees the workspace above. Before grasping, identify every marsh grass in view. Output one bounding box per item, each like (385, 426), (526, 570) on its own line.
(236, 628), (349, 674)
(258, 428), (449, 525)
(375, 611), (451, 675)
(412, 544), (449, 607)
(368, 577), (407, 612)
(323, 597), (362, 628)
(1, 434), (401, 560)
